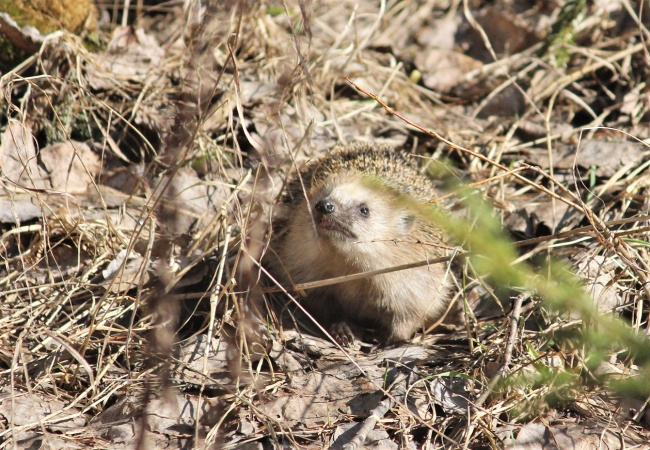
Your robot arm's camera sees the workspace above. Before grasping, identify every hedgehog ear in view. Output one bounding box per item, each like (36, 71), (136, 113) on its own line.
(400, 214), (415, 231)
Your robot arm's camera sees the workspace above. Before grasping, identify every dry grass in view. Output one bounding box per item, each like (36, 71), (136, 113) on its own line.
(1, 0), (650, 448)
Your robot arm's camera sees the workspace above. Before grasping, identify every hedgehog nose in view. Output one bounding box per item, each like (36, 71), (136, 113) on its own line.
(315, 199), (335, 215)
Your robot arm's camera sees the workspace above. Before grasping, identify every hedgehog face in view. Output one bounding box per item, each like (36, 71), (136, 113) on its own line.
(311, 179), (415, 250)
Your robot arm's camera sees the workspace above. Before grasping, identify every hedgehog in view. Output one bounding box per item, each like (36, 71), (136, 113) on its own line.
(268, 142), (452, 345)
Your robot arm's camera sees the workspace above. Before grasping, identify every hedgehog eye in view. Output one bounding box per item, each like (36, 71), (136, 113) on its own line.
(359, 205), (369, 217)
(401, 214), (415, 230)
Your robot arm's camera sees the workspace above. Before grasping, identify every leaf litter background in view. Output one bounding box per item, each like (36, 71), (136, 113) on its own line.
(2, 0), (650, 448)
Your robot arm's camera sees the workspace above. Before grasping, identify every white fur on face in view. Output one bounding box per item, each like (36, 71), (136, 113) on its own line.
(312, 180), (414, 249)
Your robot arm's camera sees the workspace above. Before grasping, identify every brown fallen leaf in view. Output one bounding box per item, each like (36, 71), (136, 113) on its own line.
(0, 121), (48, 191)
(0, 11), (45, 54)
(101, 248), (149, 293)
(0, 196), (43, 223)
(415, 49), (483, 94)
(573, 254), (625, 313)
(0, 392), (86, 443)
(86, 26), (165, 89)
(509, 422), (623, 450)
(40, 141), (101, 194)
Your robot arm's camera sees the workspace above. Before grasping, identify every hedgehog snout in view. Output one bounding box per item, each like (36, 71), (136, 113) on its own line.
(315, 199), (335, 215)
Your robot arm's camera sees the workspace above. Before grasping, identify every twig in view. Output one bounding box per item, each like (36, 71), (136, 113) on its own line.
(339, 365), (415, 449)
(454, 292), (529, 445)
(475, 291), (529, 407)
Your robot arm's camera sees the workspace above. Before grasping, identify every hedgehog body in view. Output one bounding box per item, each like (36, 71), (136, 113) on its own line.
(269, 142), (451, 344)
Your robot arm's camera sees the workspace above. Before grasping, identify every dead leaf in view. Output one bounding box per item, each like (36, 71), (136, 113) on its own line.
(171, 334), (232, 389)
(0, 12), (45, 54)
(262, 371), (356, 427)
(505, 194), (580, 237)
(415, 14), (461, 51)
(86, 26), (165, 90)
(332, 422), (405, 449)
(429, 377), (470, 414)
(462, 7), (539, 61)
(0, 392), (86, 442)
(0, 121), (48, 191)
(574, 140), (649, 178)
(0, 196), (43, 222)
(415, 49), (483, 93)
(40, 141), (100, 193)
(101, 249), (149, 293)
(509, 422), (623, 449)
(525, 141), (649, 178)
(573, 254), (624, 313)
(153, 167), (225, 235)
(89, 395), (139, 443)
